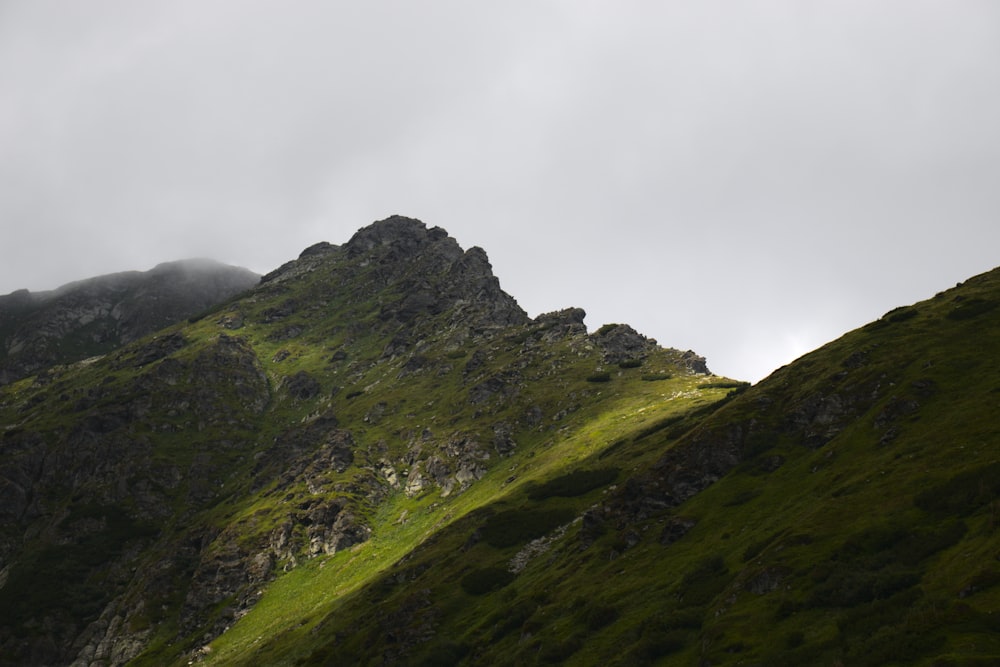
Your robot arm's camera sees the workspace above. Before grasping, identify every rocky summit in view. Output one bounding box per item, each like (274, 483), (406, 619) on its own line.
(0, 216), (998, 666)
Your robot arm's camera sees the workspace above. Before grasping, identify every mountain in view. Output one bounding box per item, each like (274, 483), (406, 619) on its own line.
(0, 259), (260, 385)
(0, 216), (997, 666)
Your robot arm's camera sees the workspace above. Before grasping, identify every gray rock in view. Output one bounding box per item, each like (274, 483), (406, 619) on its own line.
(680, 350), (710, 374)
(283, 370), (321, 400)
(591, 323), (657, 364)
(531, 308), (588, 342)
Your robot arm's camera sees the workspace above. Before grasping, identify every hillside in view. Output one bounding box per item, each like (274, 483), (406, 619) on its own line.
(279, 266), (1000, 667)
(204, 259), (1000, 666)
(0, 259), (260, 385)
(0, 216), (998, 666)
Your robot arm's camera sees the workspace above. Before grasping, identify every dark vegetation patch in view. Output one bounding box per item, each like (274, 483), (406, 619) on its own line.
(677, 385), (751, 425)
(0, 504), (158, 628)
(809, 562), (920, 608)
(623, 614), (700, 663)
(886, 306), (919, 322)
(617, 359), (643, 369)
(698, 380), (750, 390)
(838, 519), (966, 566)
(914, 461), (1000, 515)
(959, 568), (1000, 598)
(723, 488), (761, 507)
(874, 305), (920, 325)
(581, 604), (619, 630)
(742, 531), (784, 563)
(631, 414), (687, 442)
(805, 519), (966, 609)
(640, 373), (672, 381)
(586, 372), (611, 383)
(946, 298), (998, 320)
(767, 586), (985, 666)
(785, 630), (804, 648)
(834, 588), (948, 667)
(628, 633), (688, 662)
(460, 566), (516, 595)
(479, 508), (576, 548)
(676, 554), (730, 607)
(596, 437), (628, 460)
(538, 636), (584, 663)
(482, 596), (545, 642)
(416, 642), (471, 667)
(526, 468), (619, 500)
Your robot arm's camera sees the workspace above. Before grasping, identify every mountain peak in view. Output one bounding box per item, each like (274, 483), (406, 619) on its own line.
(345, 214), (441, 255)
(262, 217), (529, 331)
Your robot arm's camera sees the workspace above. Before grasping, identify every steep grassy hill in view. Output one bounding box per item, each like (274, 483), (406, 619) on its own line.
(201, 262), (1000, 666)
(1, 216), (997, 666)
(0, 217), (722, 665)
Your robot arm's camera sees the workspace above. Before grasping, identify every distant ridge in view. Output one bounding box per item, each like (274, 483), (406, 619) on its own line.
(0, 258), (259, 384)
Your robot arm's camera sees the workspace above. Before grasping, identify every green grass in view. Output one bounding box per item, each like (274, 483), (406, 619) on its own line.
(195, 368), (728, 666)
(5, 234), (1000, 667)
(191, 266), (1000, 666)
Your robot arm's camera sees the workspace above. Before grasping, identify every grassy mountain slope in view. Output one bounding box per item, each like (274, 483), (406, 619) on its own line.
(205, 267), (1000, 665)
(1, 216), (997, 666)
(0, 218), (724, 666)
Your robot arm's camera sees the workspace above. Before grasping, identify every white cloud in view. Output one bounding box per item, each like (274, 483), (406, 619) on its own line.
(1, 1), (998, 382)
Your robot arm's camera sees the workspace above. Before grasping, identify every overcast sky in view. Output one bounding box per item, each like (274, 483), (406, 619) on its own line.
(2, 1), (998, 382)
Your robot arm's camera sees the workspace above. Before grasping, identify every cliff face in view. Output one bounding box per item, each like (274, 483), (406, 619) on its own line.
(1, 216), (997, 667)
(0, 259), (260, 385)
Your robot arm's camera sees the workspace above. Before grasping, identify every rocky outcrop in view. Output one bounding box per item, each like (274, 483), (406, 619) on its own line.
(680, 349), (710, 374)
(258, 242), (339, 286)
(530, 308), (588, 342)
(254, 415), (355, 491)
(349, 216), (528, 330)
(399, 431), (491, 498)
(591, 323), (658, 364)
